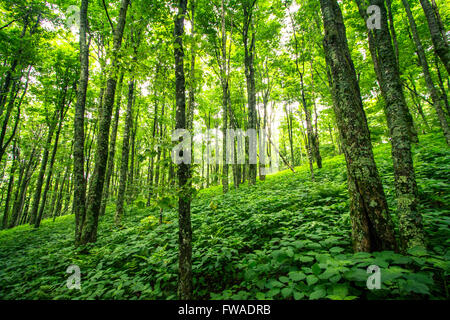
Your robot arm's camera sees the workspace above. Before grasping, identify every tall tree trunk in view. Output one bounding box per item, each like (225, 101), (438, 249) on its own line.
(0, 69), (27, 165)
(434, 55), (450, 115)
(386, 0), (399, 68)
(220, 0), (229, 193)
(49, 170), (61, 219)
(174, 0), (192, 300)
(409, 77), (431, 132)
(29, 123), (55, 225)
(187, 1), (196, 167)
(34, 85), (69, 228)
(10, 146), (37, 228)
(300, 75), (316, 180)
(243, 2), (257, 185)
(127, 105), (138, 203)
(0, 12), (29, 115)
(286, 5), (318, 177)
(100, 72), (124, 216)
(1, 141), (18, 229)
(146, 93), (159, 206)
(419, 0), (450, 74)
(402, 0), (450, 145)
(310, 62), (322, 169)
(73, 0), (89, 245)
(115, 79), (134, 225)
(284, 104), (295, 168)
(116, 27), (140, 222)
(54, 166), (68, 221)
(357, 0), (425, 250)
(319, 0), (397, 252)
(81, 0), (130, 245)
(154, 104), (164, 198)
(206, 112), (210, 187)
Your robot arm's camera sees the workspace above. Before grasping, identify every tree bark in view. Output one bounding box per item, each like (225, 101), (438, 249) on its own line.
(115, 79), (134, 225)
(1, 141), (18, 229)
(10, 146), (37, 227)
(220, 0), (229, 193)
(243, 1), (257, 185)
(402, 0), (450, 145)
(319, 0), (397, 252)
(35, 83), (69, 228)
(174, 0), (192, 300)
(357, 0), (425, 250)
(419, 0), (450, 74)
(81, 0), (130, 245)
(100, 71), (124, 216)
(29, 122), (56, 226)
(73, 0), (89, 245)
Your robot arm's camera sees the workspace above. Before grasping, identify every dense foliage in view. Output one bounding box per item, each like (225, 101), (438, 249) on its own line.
(1, 134), (448, 300)
(0, 0), (449, 300)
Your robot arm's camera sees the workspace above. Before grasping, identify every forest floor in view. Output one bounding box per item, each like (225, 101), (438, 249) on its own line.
(0, 133), (449, 300)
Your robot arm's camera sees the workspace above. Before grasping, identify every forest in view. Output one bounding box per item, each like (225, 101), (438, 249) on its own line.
(0, 0), (449, 302)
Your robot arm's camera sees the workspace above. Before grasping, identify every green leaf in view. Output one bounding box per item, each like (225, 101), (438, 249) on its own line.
(330, 247), (345, 254)
(309, 288), (326, 300)
(407, 246), (428, 257)
(306, 275), (318, 286)
(318, 268), (338, 280)
(331, 284), (348, 298)
(344, 268), (367, 282)
(299, 256), (314, 263)
(267, 288), (280, 297)
(293, 291), (305, 300)
(268, 280), (283, 288)
(281, 287), (293, 298)
(288, 271), (306, 281)
(255, 292), (265, 300)
(330, 274), (342, 283)
(312, 263), (322, 275)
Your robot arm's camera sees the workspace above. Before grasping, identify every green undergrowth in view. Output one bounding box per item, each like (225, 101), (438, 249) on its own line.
(0, 134), (448, 300)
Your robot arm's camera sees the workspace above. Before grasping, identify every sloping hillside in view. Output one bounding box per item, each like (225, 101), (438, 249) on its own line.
(0, 134), (448, 300)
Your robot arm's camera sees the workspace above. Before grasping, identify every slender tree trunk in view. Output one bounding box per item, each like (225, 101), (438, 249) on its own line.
(319, 0), (397, 252)
(127, 105), (138, 203)
(386, 0), (399, 68)
(81, 0), (130, 245)
(115, 79), (134, 225)
(174, 0), (192, 300)
(300, 76), (316, 180)
(9, 158), (25, 226)
(1, 142), (18, 229)
(49, 170), (61, 219)
(358, 0), (425, 250)
(310, 62), (322, 169)
(101, 72), (124, 216)
(0, 13), (29, 115)
(220, 0), (229, 193)
(54, 167), (68, 221)
(419, 0), (450, 74)
(187, 1), (196, 163)
(434, 55), (450, 115)
(73, 0), (89, 245)
(243, 2), (257, 185)
(154, 108), (164, 198)
(29, 124), (55, 225)
(403, 0), (450, 145)
(146, 95), (158, 206)
(206, 112), (210, 187)
(10, 146), (37, 228)
(284, 104), (295, 168)
(35, 89), (68, 228)
(409, 78), (431, 132)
